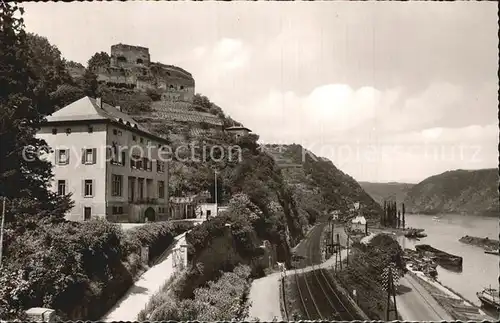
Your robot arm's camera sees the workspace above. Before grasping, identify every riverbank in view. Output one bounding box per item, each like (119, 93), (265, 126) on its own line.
(406, 268), (493, 320)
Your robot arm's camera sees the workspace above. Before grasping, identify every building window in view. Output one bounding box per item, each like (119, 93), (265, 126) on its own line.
(136, 58), (143, 64)
(112, 206), (124, 215)
(118, 130), (122, 136)
(66, 128), (71, 134)
(121, 151), (126, 166)
(157, 161), (165, 173)
(128, 177), (135, 202)
(158, 180), (165, 198)
(117, 56), (127, 62)
(57, 180), (66, 196)
(52, 128), (57, 135)
(57, 149), (69, 165)
(132, 135), (137, 141)
(180, 85), (184, 90)
(84, 179), (93, 197)
(113, 129), (118, 135)
(138, 178), (144, 199)
(140, 137), (144, 144)
(88, 126), (93, 133)
(84, 207), (91, 221)
(112, 174), (123, 196)
(83, 148), (96, 164)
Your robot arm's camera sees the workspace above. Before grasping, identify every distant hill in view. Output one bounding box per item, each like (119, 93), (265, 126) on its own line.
(359, 182), (415, 206)
(403, 168), (499, 217)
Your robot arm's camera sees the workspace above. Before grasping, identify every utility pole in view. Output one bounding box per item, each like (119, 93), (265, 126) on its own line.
(0, 197), (6, 269)
(346, 235), (349, 267)
(383, 262), (398, 320)
(337, 234), (342, 271)
(214, 169), (218, 217)
(331, 220), (334, 257)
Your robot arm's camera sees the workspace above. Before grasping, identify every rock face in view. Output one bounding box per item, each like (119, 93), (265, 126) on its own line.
(403, 168), (499, 217)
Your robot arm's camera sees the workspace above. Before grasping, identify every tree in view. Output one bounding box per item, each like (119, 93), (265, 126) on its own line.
(0, 2), (73, 223)
(25, 33), (74, 114)
(82, 69), (99, 97)
(87, 51), (110, 72)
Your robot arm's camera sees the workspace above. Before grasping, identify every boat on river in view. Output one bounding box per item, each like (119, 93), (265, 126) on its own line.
(415, 244), (463, 271)
(477, 287), (500, 310)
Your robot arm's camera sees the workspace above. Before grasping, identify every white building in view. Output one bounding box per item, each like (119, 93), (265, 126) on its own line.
(37, 96), (170, 222)
(351, 215), (367, 232)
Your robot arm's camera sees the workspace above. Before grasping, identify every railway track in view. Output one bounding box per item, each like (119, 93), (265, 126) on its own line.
(288, 221), (359, 320)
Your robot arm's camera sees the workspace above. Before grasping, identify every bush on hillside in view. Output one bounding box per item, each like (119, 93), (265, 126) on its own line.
(144, 265), (252, 321)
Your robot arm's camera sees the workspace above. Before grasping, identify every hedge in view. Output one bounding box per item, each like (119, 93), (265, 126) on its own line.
(0, 220), (193, 321)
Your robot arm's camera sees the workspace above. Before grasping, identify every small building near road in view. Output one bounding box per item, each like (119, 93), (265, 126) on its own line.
(195, 203), (218, 220)
(330, 210), (341, 221)
(351, 215), (367, 232)
(224, 125), (252, 138)
(169, 191), (210, 220)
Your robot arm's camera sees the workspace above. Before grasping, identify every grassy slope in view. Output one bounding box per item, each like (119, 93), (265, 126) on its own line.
(403, 168), (499, 216)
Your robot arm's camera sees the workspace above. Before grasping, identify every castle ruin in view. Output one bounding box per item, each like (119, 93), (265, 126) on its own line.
(96, 43), (195, 102)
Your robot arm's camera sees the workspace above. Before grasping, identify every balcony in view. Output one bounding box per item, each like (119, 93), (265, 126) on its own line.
(129, 197), (159, 205)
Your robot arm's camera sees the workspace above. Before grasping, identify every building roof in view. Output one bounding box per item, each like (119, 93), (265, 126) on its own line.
(351, 215), (366, 225)
(44, 96), (167, 142)
(225, 126), (252, 132)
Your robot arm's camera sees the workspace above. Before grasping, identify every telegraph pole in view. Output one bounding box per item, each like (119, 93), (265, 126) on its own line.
(346, 235), (349, 267)
(0, 197), (6, 269)
(383, 262), (399, 320)
(214, 169), (218, 217)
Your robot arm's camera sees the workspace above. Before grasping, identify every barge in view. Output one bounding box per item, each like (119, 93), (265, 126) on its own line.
(414, 244), (463, 271)
(477, 287), (500, 310)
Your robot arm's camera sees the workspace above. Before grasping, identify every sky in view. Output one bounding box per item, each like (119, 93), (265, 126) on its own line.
(23, 2), (498, 183)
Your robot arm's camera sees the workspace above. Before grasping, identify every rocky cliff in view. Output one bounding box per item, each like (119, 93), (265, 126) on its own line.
(403, 168), (499, 216)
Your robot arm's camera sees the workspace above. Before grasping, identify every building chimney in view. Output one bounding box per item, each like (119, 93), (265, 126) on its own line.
(96, 97), (102, 108)
(116, 105), (121, 112)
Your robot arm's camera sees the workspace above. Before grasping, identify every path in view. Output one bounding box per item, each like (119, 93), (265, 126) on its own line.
(101, 232), (187, 321)
(247, 272), (283, 321)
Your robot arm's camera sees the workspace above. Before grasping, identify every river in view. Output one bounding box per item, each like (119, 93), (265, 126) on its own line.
(397, 213), (498, 307)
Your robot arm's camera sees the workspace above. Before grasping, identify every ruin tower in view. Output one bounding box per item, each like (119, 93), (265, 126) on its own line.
(110, 44), (151, 68)
(98, 43), (195, 103)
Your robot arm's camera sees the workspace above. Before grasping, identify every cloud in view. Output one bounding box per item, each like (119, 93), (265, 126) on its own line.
(235, 84), (401, 143)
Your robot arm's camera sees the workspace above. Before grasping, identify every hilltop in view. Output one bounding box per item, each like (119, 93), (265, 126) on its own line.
(403, 168), (499, 216)
(359, 182), (415, 206)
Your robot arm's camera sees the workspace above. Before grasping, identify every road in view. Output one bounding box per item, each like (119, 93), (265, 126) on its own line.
(396, 273), (453, 320)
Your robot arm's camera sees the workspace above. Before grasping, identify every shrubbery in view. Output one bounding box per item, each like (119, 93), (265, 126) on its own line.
(0, 220), (193, 320)
(139, 265), (252, 321)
